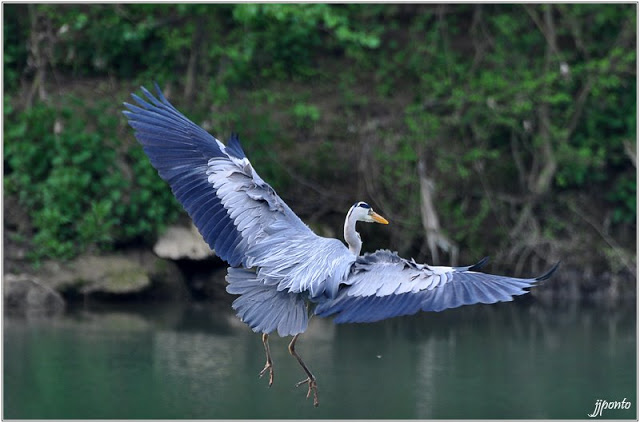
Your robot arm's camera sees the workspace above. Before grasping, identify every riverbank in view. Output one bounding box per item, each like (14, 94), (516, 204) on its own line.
(4, 220), (635, 315)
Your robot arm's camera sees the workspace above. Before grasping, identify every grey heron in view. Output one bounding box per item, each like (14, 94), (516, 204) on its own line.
(123, 83), (558, 407)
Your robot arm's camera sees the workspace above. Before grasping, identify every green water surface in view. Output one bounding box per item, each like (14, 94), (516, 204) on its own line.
(4, 301), (636, 419)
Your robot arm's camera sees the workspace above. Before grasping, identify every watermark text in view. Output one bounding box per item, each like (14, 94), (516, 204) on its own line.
(588, 398), (632, 417)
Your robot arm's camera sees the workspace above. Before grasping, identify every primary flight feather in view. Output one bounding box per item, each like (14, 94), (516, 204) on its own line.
(123, 83), (558, 407)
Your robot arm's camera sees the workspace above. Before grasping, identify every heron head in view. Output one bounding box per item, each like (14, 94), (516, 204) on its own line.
(349, 202), (389, 224)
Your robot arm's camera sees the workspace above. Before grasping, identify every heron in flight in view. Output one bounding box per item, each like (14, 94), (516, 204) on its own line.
(123, 83), (558, 407)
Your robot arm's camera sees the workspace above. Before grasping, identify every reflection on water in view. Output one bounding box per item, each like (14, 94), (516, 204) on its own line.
(4, 300), (636, 419)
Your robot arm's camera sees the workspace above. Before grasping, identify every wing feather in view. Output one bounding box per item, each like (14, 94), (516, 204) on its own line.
(198, 206), (228, 239)
(124, 83), (355, 304)
(226, 267), (309, 336)
(314, 250), (558, 323)
(173, 177), (206, 202)
(463, 274), (499, 304)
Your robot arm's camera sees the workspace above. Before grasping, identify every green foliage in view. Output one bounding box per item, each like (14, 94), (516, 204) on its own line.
(230, 4), (379, 80)
(3, 6), (29, 91)
(608, 174), (636, 224)
(292, 102), (321, 129)
(7, 4), (379, 89)
(4, 99), (180, 259)
(386, 4), (637, 256)
(3, 3), (635, 268)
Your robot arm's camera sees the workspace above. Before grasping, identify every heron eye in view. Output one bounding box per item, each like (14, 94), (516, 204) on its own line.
(359, 203), (371, 209)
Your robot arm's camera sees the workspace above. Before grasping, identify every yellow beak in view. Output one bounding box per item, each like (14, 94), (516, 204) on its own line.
(370, 211), (389, 225)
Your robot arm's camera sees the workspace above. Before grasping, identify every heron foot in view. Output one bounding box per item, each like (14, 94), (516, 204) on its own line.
(259, 360), (274, 387)
(259, 333), (274, 387)
(295, 376), (319, 407)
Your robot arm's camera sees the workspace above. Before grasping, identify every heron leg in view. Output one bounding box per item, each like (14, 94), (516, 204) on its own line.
(288, 334), (318, 407)
(259, 333), (274, 387)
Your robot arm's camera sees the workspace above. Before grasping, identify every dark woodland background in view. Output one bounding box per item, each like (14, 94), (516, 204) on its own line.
(3, 4), (637, 300)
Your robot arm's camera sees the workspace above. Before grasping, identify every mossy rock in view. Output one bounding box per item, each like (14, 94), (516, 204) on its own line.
(38, 255), (151, 295)
(75, 255), (151, 295)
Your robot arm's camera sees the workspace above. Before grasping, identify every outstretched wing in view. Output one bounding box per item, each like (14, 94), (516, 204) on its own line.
(123, 83), (354, 299)
(314, 250), (558, 323)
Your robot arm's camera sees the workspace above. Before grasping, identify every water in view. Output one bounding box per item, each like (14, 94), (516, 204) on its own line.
(4, 300), (636, 419)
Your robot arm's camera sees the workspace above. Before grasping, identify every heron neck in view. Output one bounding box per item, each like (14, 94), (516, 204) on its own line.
(344, 213), (362, 256)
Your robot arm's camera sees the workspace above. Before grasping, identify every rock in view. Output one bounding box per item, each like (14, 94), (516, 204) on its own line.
(76, 256), (151, 295)
(4, 274), (65, 315)
(30, 250), (193, 300)
(154, 224), (215, 260)
(37, 254), (151, 296)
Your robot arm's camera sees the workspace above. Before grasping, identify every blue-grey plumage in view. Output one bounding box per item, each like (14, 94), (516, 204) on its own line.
(314, 250), (559, 323)
(123, 83), (558, 407)
(123, 82), (356, 314)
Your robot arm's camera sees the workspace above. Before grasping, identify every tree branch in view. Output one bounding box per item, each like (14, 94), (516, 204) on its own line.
(567, 201), (636, 274)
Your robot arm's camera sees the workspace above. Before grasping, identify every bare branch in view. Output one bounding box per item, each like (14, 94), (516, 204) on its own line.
(523, 5), (562, 62)
(623, 140), (637, 168)
(568, 201), (636, 274)
(418, 159), (458, 265)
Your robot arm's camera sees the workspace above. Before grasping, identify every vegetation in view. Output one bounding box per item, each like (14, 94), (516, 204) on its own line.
(3, 4), (636, 286)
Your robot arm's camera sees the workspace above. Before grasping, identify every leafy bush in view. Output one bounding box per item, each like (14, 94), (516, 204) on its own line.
(292, 102), (321, 129)
(4, 98), (180, 259)
(376, 4), (637, 262)
(230, 4), (379, 80)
